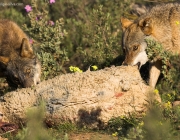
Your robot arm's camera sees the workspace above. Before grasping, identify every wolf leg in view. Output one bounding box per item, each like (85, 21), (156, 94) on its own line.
(149, 60), (162, 88)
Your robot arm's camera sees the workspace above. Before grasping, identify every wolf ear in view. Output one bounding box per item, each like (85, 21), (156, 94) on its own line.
(0, 56), (10, 65)
(21, 38), (34, 58)
(139, 18), (153, 35)
(120, 17), (133, 31)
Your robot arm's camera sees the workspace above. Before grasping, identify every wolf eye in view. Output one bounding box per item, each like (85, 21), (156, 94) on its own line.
(133, 45), (138, 51)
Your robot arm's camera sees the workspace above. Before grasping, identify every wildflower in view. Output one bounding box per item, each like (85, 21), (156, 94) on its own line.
(167, 94), (171, 98)
(91, 65), (98, 71)
(164, 101), (172, 109)
(154, 89), (159, 94)
(112, 132), (118, 137)
(69, 66), (82, 73)
(36, 15), (42, 21)
(48, 20), (54, 26)
(49, 0), (55, 4)
(29, 39), (33, 44)
(69, 66), (74, 72)
(24, 5), (32, 13)
(142, 112), (146, 116)
(60, 33), (64, 37)
(175, 21), (180, 25)
(139, 121), (144, 126)
(120, 116), (124, 119)
(159, 121), (163, 126)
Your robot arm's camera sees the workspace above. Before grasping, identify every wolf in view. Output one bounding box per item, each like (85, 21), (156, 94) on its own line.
(0, 19), (41, 88)
(121, 3), (180, 88)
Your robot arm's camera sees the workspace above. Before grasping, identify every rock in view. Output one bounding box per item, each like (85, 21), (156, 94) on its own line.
(0, 66), (160, 128)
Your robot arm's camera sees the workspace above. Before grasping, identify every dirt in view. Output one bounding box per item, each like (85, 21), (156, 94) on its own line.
(68, 132), (118, 140)
(0, 132), (118, 140)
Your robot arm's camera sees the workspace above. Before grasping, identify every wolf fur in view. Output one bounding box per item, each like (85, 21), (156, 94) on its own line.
(121, 3), (180, 87)
(0, 19), (41, 88)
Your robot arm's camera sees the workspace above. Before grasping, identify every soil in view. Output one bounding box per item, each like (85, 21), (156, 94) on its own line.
(68, 132), (118, 140)
(0, 132), (118, 140)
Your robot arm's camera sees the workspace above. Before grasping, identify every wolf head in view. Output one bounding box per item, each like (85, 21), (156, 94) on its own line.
(0, 38), (41, 88)
(120, 17), (154, 69)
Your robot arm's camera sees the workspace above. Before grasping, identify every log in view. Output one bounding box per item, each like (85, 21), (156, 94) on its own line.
(0, 66), (159, 128)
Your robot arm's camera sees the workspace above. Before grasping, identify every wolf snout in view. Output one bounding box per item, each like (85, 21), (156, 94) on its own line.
(122, 61), (141, 69)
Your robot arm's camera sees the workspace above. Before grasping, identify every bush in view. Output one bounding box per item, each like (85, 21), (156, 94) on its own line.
(49, 0), (133, 70)
(145, 39), (180, 101)
(0, 8), (25, 25)
(22, 0), (68, 80)
(79, 5), (121, 68)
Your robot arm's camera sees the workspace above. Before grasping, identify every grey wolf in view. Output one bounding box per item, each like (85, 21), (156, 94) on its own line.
(0, 19), (41, 88)
(121, 3), (180, 87)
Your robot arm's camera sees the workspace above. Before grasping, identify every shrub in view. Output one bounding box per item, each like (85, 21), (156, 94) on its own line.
(144, 39), (180, 139)
(145, 39), (180, 101)
(79, 5), (121, 68)
(49, 0), (133, 70)
(107, 115), (140, 138)
(77, 1), (132, 69)
(0, 8), (25, 25)
(22, 0), (68, 80)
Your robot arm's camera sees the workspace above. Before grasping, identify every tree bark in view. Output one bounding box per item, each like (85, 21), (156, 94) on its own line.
(0, 66), (159, 128)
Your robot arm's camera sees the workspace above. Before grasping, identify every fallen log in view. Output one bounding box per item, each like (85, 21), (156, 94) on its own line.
(0, 66), (159, 128)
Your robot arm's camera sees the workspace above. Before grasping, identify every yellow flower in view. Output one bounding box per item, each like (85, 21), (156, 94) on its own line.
(69, 66), (83, 73)
(69, 66), (74, 72)
(91, 65), (98, 71)
(112, 132), (118, 137)
(120, 116), (124, 119)
(139, 121), (144, 126)
(175, 21), (180, 25)
(142, 112), (146, 117)
(159, 121), (163, 126)
(164, 101), (172, 109)
(167, 94), (172, 99)
(154, 89), (159, 94)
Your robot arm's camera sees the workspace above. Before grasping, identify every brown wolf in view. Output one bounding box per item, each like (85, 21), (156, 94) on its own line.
(0, 19), (41, 88)
(121, 3), (180, 88)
